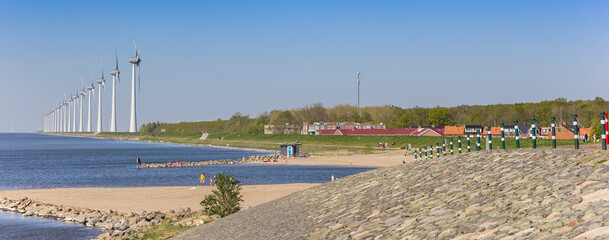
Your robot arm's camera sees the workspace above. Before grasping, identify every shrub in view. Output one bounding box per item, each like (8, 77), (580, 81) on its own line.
(200, 172), (243, 217)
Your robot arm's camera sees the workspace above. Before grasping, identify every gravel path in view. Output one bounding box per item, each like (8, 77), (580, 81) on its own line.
(175, 149), (609, 239)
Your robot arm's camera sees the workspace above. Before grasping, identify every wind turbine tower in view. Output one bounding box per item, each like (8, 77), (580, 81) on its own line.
(110, 52), (120, 132)
(72, 94), (78, 132)
(79, 90), (85, 132)
(128, 43), (141, 132)
(87, 83), (95, 132)
(96, 68), (106, 133)
(67, 98), (72, 132)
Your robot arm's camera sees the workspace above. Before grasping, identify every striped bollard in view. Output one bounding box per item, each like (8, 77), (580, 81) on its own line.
(573, 114), (579, 149)
(605, 112), (609, 145)
(419, 148), (423, 159)
(476, 130), (481, 151)
(414, 150), (417, 160)
(430, 145), (433, 159)
(551, 117), (556, 148)
(487, 126), (492, 150)
(500, 122), (505, 149)
(601, 113), (607, 150)
(450, 138), (453, 155)
(436, 142), (440, 158)
(531, 118), (536, 149)
(467, 134), (471, 152)
(443, 140), (446, 156)
(458, 136), (462, 154)
(514, 120), (520, 149)
(424, 147), (428, 159)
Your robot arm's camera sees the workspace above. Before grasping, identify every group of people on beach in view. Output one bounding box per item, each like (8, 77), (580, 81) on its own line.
(200, 172), (216, 186)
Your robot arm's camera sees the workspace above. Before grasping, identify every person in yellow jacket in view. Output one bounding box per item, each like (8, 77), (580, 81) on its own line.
(200, 173), (206, 186)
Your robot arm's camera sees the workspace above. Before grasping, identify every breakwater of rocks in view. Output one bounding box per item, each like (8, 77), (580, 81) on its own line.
(0, 197), (215, 239)
(175, 150), (609, 239)
(142, 154), (282, 168)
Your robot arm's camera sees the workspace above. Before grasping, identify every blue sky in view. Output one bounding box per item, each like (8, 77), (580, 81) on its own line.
(1, 1), (608, 132)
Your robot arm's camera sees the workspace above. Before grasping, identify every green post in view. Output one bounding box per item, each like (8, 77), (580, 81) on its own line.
(500, 122), (505, 149)
(551, 116), (557, 149)
(458, 136), (462, 154)
(573, 114), (579, 149)
(476, 130), (481, 151)
(487, 126), (492, 150)
(450, 138), (454, 155)
(514, 120), (520, 149)
(419, 148), (423, 159)
(414, 150), (417, 160)
(531, 118), (536, 149)
(430, 145), (433, 159)
(436, 142), (440, 158)
(443, 140), (446, 156)
(467, 134), (471, 152)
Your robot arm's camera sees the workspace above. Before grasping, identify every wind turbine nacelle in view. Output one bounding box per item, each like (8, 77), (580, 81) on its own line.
(80, 91), (86, 95)
(97, 79), (105, 84)
(110, 69), (120, 76)
(73, 96), (78, 99)
(128, 56), (141, 64)
(87, 86), (94, 90)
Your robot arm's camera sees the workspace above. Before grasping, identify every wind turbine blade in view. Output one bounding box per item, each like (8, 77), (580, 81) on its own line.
(115, 46), (119, 70)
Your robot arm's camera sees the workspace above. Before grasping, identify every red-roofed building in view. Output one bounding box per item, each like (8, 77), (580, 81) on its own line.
(319, 128), (416, 136)
(409, 127), (445, 136)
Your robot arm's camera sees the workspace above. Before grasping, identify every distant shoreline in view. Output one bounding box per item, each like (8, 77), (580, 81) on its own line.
(41, 132), (278, 154)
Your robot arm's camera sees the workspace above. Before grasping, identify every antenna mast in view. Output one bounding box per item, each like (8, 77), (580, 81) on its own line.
(357, 69), (361, 117)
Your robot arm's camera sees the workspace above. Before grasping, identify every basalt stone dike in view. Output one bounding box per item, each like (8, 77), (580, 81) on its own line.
(175, 149), (609, 240)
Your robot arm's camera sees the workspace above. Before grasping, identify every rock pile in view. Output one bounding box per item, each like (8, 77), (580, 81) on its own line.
(0, 197), (212, 239)
(142, 154), (281, 168)
(175, 150), (609, 239)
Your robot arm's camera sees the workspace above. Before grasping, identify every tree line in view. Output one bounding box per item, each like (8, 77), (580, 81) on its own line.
(140, 97), (609, 133)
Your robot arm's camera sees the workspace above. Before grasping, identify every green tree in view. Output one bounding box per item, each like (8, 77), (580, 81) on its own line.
(200, 172), (243, 217)
(427, 107), (455, 126)
(534, 105), (552, 126)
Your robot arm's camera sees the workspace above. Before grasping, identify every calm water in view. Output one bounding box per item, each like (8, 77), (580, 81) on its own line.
(0, 133), (374, 238)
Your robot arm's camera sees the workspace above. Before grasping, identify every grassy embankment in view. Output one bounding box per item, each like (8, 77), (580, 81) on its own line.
(91, 132), (584, 155)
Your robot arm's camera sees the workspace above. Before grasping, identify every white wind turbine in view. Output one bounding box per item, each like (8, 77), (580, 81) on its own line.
(87, 81), (95, 132)
(128, 42), (141, 132)
(96, 66), (106, 133)
(67, 97), (72, 132)
(110, 50), (120, 132)
(72, 94), (78, 132)
(79, 88), (86, 132)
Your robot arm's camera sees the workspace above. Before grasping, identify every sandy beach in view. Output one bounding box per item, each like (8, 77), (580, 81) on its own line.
(256, 149), (415, 168)
(0, 183), (318, 213)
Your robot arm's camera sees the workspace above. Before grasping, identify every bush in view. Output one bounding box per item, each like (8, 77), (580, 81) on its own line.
(200, 172), (243, 217)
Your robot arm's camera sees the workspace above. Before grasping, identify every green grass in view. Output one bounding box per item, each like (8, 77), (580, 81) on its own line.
(127, 221), (193, 240)
(89, 132), (592, 155)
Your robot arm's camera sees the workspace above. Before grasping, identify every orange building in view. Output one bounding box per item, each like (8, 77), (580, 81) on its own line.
(444, 126), (464, 136)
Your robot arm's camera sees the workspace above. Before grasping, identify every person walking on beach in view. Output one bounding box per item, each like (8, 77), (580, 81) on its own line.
(136, 157), (141, 169)
(200, 173), (206, 186)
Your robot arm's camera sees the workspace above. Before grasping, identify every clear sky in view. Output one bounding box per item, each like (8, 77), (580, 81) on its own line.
(1, 1), (608, 132)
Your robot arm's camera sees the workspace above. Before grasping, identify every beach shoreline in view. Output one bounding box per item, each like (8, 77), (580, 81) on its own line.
(0, 184), (318, 213)
(42, 132), (412, 168)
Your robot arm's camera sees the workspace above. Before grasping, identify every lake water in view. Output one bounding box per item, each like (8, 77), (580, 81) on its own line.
(0, 133), (375, 238)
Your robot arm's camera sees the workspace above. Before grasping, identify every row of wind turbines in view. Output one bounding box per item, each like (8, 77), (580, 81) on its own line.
(42, 44), (142, 133)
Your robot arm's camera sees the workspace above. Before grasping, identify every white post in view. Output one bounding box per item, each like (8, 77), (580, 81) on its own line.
(110, 75), (117, 132)
(129, 64), (137, 132)
(67, 101), (72, 132)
